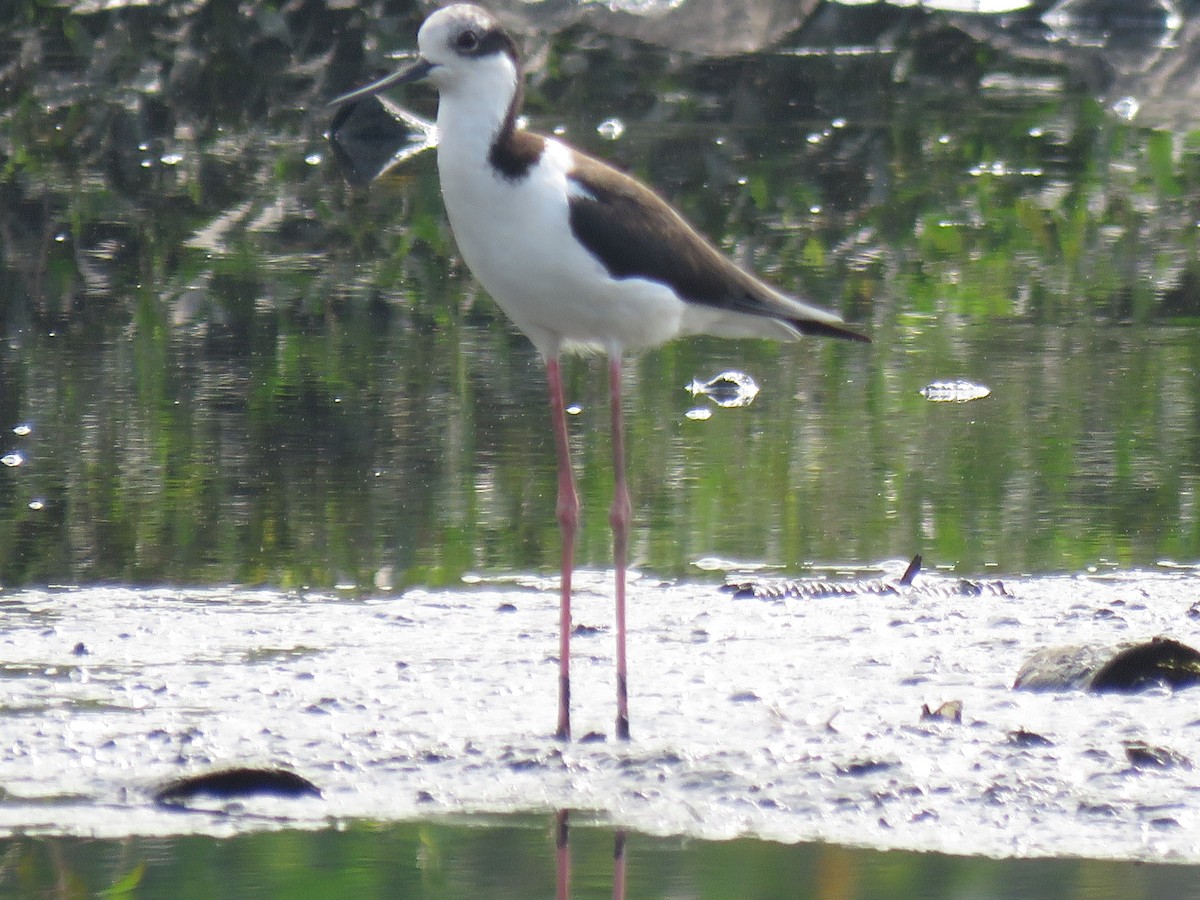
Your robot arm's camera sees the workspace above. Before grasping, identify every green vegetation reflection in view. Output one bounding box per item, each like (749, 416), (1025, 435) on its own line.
(5, 1), (1200, 587)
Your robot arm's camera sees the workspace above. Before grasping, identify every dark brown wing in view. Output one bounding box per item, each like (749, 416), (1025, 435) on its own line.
(566, 150), (869, 343)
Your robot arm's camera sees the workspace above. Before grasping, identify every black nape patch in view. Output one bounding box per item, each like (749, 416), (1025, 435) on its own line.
(489, 128), (544, 180)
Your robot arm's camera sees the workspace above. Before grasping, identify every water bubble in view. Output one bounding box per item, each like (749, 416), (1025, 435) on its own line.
(1, 451), (25, 467)
(685, 407), (713, 421)
(596, 117), (625, 140)
(13, 424), (31, 436)
(831, 117), (847, 129)
(1111, 97), (1139, 122)
(687, 371), (760, 408)
(28, 500), (45, 511)
(160, 152), (184, 165)
(552, 124), (567, 136)
(305, 153), (323, 166)
(566, 404), (583, 416)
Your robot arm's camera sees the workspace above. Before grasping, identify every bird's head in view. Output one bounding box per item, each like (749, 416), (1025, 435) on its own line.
(329, 5), (521, 112)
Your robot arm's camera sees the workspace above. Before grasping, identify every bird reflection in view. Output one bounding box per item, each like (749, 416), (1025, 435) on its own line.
(555, 810), (627, 900)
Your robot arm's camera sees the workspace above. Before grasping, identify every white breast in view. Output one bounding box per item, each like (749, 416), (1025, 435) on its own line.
(436, 131), (689, 358)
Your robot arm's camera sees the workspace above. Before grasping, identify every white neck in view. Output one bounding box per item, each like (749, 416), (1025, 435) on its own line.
(433, 53), (520, 168)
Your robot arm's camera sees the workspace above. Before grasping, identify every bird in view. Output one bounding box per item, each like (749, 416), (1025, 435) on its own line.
(329, 3), (869, 742)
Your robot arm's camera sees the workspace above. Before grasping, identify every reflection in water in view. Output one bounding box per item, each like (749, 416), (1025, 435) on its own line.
(557, 810), (570, 900)
(327, 94), (437, 187)
(555, 811), (630, 900)
(1, 816), (1198, 897)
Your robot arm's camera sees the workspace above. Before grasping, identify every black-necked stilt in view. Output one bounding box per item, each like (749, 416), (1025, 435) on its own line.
(330, 4), (869, 742)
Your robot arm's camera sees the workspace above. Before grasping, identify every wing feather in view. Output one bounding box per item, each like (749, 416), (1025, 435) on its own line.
(565, 151), (868, 343)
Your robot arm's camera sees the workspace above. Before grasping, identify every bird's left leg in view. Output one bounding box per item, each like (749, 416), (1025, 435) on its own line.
(608, 355), (632, 740)
(546, 356), (578, 741)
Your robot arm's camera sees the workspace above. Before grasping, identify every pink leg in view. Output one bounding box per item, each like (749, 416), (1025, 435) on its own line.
(547, 357), (578, 741)
(608, 356), (631, 740)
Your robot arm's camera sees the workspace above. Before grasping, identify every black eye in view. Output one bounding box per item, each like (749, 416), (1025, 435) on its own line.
(455, 30), (479, 52)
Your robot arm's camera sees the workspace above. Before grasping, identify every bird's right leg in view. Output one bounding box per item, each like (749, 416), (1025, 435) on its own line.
(546, 356), (578, 741)
(608, 355), (631, 741)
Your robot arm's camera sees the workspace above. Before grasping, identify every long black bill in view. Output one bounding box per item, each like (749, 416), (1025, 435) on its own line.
(328, 57), (436, 107)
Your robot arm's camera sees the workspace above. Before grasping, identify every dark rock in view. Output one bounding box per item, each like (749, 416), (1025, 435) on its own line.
(1089, 638), (1200, 692)
(154, 767), (321, 805)
(1014, 637), (1200, 693)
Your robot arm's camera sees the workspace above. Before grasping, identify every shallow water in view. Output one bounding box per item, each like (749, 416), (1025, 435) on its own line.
(2, 568), (1198, 865)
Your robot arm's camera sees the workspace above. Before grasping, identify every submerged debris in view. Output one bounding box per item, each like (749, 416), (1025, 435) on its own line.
(918, 380), (992, 402)
(686, 370), (760, 408)
(1013, 637), (1200, 692)
(154, 767), (322, 806)
(834, 758), (897, 777)
(1012, 645), (1110, 691)
(1124, 740), (1192, 771)
(726, 554), (1013, 600)
(920, 700), (963, 723)
(1006, 728), (1053, 748)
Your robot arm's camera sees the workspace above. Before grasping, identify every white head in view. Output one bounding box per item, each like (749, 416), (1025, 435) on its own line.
(330, 5), (523, 128)
(418, 5), (519, 88)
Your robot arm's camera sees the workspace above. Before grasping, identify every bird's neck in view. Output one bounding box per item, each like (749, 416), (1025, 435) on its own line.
(435, 58), (523, 172)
